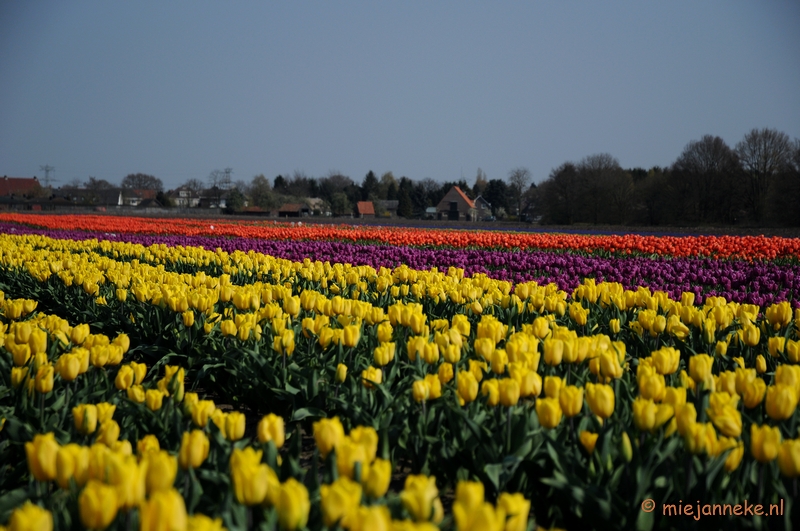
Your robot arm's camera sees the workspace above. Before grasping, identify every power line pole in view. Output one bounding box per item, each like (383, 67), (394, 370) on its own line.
(222, 167), (233, 190)
(40, 164), (58, 187)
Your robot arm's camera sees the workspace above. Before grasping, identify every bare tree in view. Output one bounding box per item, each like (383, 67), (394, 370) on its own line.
(538, 162), (580, 224)
(67, 177), (83, 188)
(576, 154), (623, 224)
(121, 173), (163, 191)
(736, 128), (794, 222)
(473, 168), (488, 196)
(84, 176), (115, 190)
(671, 135), (740, 223)
(507, 167), (532, 217)
(183, 178), (205, 195)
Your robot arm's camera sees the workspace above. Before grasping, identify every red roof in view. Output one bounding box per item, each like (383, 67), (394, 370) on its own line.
(356, 201), (375, 215)
(0, 177), (40, 197)
(278, 203), (303, 213)
(453, 187), (475, 208)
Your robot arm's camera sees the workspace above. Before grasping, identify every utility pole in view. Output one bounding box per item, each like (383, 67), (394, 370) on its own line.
(221, 167), (233, 190)
(40, 165), (58, 187)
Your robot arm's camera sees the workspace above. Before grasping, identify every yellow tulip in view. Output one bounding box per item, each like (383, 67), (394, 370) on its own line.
(34, 364), (54, 394)
(535, 397), (562, 429)
(400, 475), (443, 523)
(558, 385), (584, 417)
(73, 404), (98, 436)
(179, 430), (209, 470)
(361, 366), (382, 389)
(137, 435), (160, 459)
(56, 443), (90, 489)
(106, 452), (146, 510)
(139, 489), (187, 531)
(751, 424), (781, 463)
(144, 450), (178, 495)
(579, 431), (599, 455)
(413, 380), (430, 403)
(496, 492), (531, 531)
(8, 502), (52, 531)
(79, 480), (117, 530)
(145, 389), (165, 411)
(230, 447), (271, 506)
(25, 432), (59, 482)
(373, 342), (396, 366)
(258, 413), (285, 448)
(765, 384), (799, 421)
(756, 354), (767, 374)
(438, 362), (454, 385)
(499, 378), (520, 407)
(276, 478), (310, 531)
(336, 363), (348, 383)
(225, 411), (246, 442)
(320, 476), (362, 528)
(544, 376), (562, 399)
(585, 382), (615, 419)
(717, 437), (744, 472)
(364, 457), (392, 498)
(55, 353), (81, 382)
(688, 354), (713, 383)
(313, 417), (345, 459)
(778, 439), (800, 478)
(191, 400), (216, 428)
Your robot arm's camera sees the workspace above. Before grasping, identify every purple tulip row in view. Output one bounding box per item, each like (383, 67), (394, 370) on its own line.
(2, 222), (797, 307)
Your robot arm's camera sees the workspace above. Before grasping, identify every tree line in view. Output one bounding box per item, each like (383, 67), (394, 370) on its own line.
(533, 128), (800, 226)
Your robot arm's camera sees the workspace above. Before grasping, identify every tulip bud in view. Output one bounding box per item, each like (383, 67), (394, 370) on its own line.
(457, 371), (479, 405)
(336, 363), (348, 383)
(580, 431), (599, 455)
(137, 435), (160, 459)
(620, 432), (633, 462)
(559, 385), (584, 417)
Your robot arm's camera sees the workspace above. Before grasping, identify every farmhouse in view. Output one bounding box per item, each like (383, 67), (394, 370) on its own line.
(355, 201), (375, 218)
(436, 186), (477, 221)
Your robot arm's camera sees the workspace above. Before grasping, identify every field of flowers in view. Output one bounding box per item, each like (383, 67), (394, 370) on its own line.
(1, 213), (800, 531)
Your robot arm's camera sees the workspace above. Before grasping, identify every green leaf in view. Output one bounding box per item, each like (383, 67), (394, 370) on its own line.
(291, 407), (326, 422)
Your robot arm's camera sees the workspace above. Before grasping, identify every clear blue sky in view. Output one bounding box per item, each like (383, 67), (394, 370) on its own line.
(1, 1), (798, 191)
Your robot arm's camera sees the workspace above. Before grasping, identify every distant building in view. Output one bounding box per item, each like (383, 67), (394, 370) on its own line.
(278, 203), (310, 217)
(473, 195), (492, 219)
(167, 186), (201, 208)
(355, 201), (375, 218)
(0, 176), (42, 197)
(375, 200), (399, 217)
(122, 189), (157, 207)
(436, 186), (477, 221)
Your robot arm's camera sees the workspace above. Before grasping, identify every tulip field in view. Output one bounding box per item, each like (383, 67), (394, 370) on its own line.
(2, 214), (800, 531)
